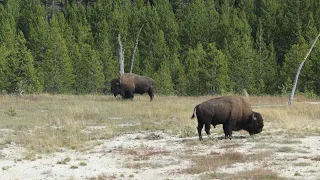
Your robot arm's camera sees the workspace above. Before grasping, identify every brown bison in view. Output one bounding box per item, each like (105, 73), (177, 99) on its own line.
(111, 73), (156, 101)
(191, 96), (264, 140)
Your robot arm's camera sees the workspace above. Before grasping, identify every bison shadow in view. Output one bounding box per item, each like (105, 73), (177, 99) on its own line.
(217, 135), (247, 140)
(179, 135), (249, 143)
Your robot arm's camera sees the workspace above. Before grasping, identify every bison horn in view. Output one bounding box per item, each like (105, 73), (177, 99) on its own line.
(252, 113), (257, 121)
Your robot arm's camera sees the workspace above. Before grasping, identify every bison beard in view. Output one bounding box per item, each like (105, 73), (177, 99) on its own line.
(111, 73), (156, 101)
(191, 96), (264, 140)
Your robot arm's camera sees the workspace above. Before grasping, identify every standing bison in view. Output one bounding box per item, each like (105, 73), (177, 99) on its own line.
(111, 73), (156, 101)
(191, 96), (264, 140)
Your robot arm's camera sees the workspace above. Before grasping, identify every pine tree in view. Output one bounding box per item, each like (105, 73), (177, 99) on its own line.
(227, 9), (258, 94)
(179, 0), (218, 50)
(154, 61), (174, 95)
(184, 43), (207, 95)
(274, 0), (302, 62)
(66, 2), (105, 94)
(256, 0), (278, 45)
(139, 2), (161, 75)
(109, 0), (130, 73)
(87, 1), (118, 93)
(75, 44), (104, 94)
(313, 0), (320, 29)
(206, 43), (230, 95)
(6, 32), (40, 94)
(309, 42), (320, 95)
(0, 45), (9, 92)
(152, 30), (173, 94)
(153, 0), (180, 55)
(42, 14), (74, 94)
(215, 1), (233, 49)
(95, 20), (117, 93)
(262, 42), (278, 94)
(18, 0), (45, 43)
(304, 12), (318, 44)
(2, 0), (320, 96)
(23, 2), (49, 90)
(0, 3), (27, 93)
(171, 53), (187, 95)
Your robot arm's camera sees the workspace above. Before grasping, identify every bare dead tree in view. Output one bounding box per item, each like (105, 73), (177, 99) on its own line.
(118, 34), (124, 75)
(17, 81), (25, 97)
(129, 25), (144, 73)
(288, 32), (320, 105)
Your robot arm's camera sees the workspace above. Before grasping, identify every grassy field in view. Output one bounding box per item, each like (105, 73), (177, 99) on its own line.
(1, 93), (320, 155)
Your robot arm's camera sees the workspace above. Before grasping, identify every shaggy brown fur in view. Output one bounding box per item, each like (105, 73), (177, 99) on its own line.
(111, 73), (156, 101)
(191, 96), (264, 140)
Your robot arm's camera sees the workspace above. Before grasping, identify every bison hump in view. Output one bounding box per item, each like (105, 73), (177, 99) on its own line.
(213, 96), (252, 122)
(120, 73), (136, 89)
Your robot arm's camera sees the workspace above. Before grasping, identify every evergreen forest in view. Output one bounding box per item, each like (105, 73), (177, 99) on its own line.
(1, 0), (320, 96)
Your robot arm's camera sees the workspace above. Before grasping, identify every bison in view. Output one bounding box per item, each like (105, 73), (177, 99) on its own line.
(111, 73), (156, 101)
(191, 96), (264, 140)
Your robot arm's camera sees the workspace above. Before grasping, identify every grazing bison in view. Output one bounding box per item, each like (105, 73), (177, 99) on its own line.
(191, 96), (264, 140)
(111, 73), (156, 101)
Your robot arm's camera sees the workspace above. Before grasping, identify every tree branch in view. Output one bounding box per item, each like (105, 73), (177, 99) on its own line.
(129, 25), (144, 73)
(288, 32), (320, 105)
(118, 34), (124, 75)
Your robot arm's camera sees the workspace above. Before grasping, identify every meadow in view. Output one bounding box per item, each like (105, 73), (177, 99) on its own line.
(1, 94), (320, 179)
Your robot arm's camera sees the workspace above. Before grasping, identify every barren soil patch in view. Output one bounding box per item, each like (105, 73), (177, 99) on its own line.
(1, 128), (320, 180)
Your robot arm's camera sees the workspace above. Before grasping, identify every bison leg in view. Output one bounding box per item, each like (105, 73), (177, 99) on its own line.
(147, 89), (154, 101)
(125, 91), (134, 100)
(223, 123), (232, 139)
(205, 123), (212, 139)
(128, 94), (134, 100)
(197, 123), (204, 141)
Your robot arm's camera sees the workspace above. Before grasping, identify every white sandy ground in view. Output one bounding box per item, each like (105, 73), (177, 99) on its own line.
(1, 127), (320, 180)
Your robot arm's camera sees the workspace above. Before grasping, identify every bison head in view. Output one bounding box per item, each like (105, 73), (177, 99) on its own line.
(244, 111), (264, 135)
(110, 78), (121, 97)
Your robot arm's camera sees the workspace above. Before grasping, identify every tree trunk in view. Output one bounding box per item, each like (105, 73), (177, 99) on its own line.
(288, 32), (320, 105)
(118, 34), (124, 75)
(129, 25), (143, 73)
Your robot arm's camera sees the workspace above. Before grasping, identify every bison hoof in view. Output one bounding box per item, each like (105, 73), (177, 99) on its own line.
(199, 137), (203, 141)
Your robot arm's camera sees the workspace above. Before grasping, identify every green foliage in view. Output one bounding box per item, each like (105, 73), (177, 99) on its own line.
(0, 45), (9, 91)
(41, 14), (74, 94)
(0, 0), (320, 95)
(6, 106), (17, 117)
(281, 42), (309, 94)
(184, 43), (207, 95)
(207, 43), (230, 94)
(7, 31), (41, 93)
(171, 53), (187, 96)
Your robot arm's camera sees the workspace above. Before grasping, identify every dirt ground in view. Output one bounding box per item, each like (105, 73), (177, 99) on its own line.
(1, 124), (320, 180)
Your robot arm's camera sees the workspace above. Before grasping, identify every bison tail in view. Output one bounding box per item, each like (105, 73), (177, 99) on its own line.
(191, 106), (197, 119)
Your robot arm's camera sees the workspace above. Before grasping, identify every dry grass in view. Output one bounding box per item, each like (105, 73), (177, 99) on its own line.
(311, 156), (320, 161)
(228, 168), (287, 180)
(1, 94), (320, 155)
(184, 151), (246, 174)
(200, 168), (286, 180)
(115, 146), (169, 161)
(247, 151), (274, 161)
(277, 146), (294, 153)
(257, 103), (320, 132)
(277, 139), (302, 144)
